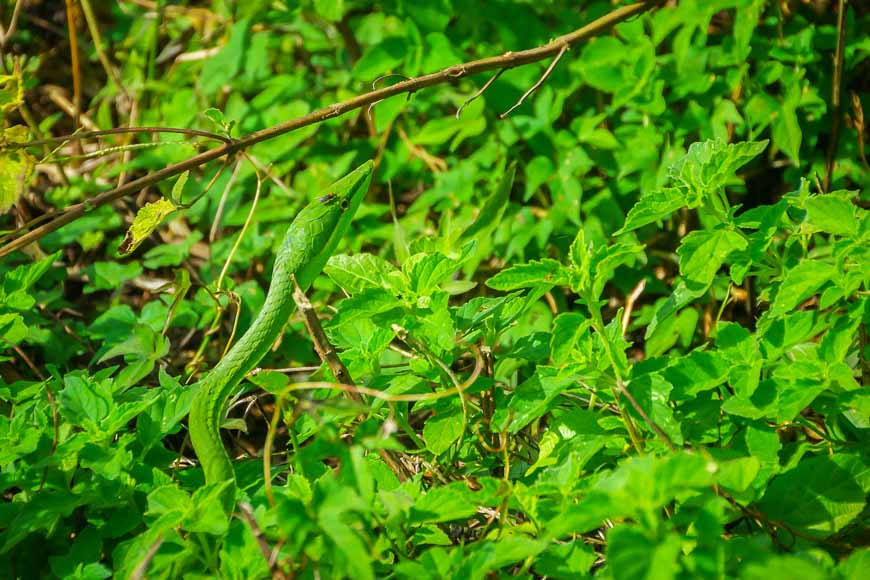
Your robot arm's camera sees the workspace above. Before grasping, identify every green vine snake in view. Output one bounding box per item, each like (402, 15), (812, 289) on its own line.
(189, 161), (373, 511)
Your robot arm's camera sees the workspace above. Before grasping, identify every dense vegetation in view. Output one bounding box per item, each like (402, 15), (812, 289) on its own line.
(1, 0), (867, 577)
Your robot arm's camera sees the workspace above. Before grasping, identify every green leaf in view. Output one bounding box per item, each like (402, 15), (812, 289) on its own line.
(550, 313), (591, 365)
(838, 549), (870, 580)
(741, 555), (828, 580)
(404, 249), (468, 296)
(219, 519), (272, 579)
(769, 259), (837, 318)
(457, 536), (549, 578)
(524, 156), (555, 201)
(617, 187), (688, 234)
(461, 163), (516, 241)
(84, 261), (143, 294)
(485, 259), (567, 291)
(202, 109), (234, 138)
(532, 540), (597, 578)
(2, 250), (61, 296)
(354, 37), (407, 80)
(607, 527), (682, 580)
(668, 139), (768, 203)
(118, 197), (178, 255)
(757, 454), (867, 537)
(498, 367), (574, 433)
(422, 399), (464, 455)
(663, 350), (729, 399)
(328, 288), (399, 326)
(771, 101), (801, 164)
(97, 324), (169, 389)
(315, 486), (372, 580)
(410, 482), (478, 525)
(326, 253), (398, 294)
(59, 373), (113, 429)
(186, 482), (233, 534)
(677, 228), (747, 289)
(200, 18), (251, 94)
(803, 193), (860, 237)
(625, 373), (683, 446)
(589, 241), (645, 298)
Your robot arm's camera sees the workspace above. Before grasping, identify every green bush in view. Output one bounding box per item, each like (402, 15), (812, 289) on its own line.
(0, 1), (867, 578)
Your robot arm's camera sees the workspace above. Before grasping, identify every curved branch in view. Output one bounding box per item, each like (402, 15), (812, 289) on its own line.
(0, 0), (662, 259)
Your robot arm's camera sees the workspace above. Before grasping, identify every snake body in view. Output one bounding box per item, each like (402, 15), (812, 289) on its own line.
(189, 161), (373, 509)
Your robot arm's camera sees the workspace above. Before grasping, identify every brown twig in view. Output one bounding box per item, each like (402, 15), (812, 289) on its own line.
(63, 0), (82, 136)
(209, 156), (244, 242)
(397, 125), (448, 173)
(130, 535), (164, 580)
(290, 276), (417, 482)
(852, 92), (868, 169)
(616, 379), (677, 451)
(237, 502), (288, 580)
(456, 69), (504, 119)
(0, 0), (24, 48)
(500, 44), (568, 118)
(823, 0), (847, 192)
(12, 126), (232, 148)
(291, 274), (359, 399)
(0, 0), (661, 259)
(622, 279), (646, 337)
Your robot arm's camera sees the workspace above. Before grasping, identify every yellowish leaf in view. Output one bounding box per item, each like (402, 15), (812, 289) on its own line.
(0, 73), (23, 115)
(0, 125), (35, 212)
(119, 198), (177, 255)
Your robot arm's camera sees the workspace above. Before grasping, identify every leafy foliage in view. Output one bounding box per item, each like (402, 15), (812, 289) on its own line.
(1, 1), (868, 578)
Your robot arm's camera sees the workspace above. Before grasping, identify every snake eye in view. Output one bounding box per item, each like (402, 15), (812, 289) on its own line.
(340, 198), (350, 210)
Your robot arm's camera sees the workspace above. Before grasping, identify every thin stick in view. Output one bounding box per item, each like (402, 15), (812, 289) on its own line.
(456, 69), (505, 119)
(291, 274), (359, 401)
(0, 0), (24, 47)
(622, 279), (646, 337)
(615, 379), (676, 451)
(0, 1), (661, 259)
(216, 168), (260, 291)
(237, 503), (288, 579)
(823, 0), (847, 192)
(209, 156), (244, 242)
(130, 535), (164, 580)
(499, 44), (567, 119)
(263, 393), (284, 508)
(78, 0), (127, 97)
(63, 0), (82, 134)
(117, 97), (139, 187)
(11, 126), (232, 148)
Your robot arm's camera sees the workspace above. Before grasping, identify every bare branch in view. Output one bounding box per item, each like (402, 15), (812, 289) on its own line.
(0, 0), (25, 47)
(499, 44), (568, 119)
(290, 274), (358, 399)
(456, 69), (505, 119)
(12, 126), (233, 148)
